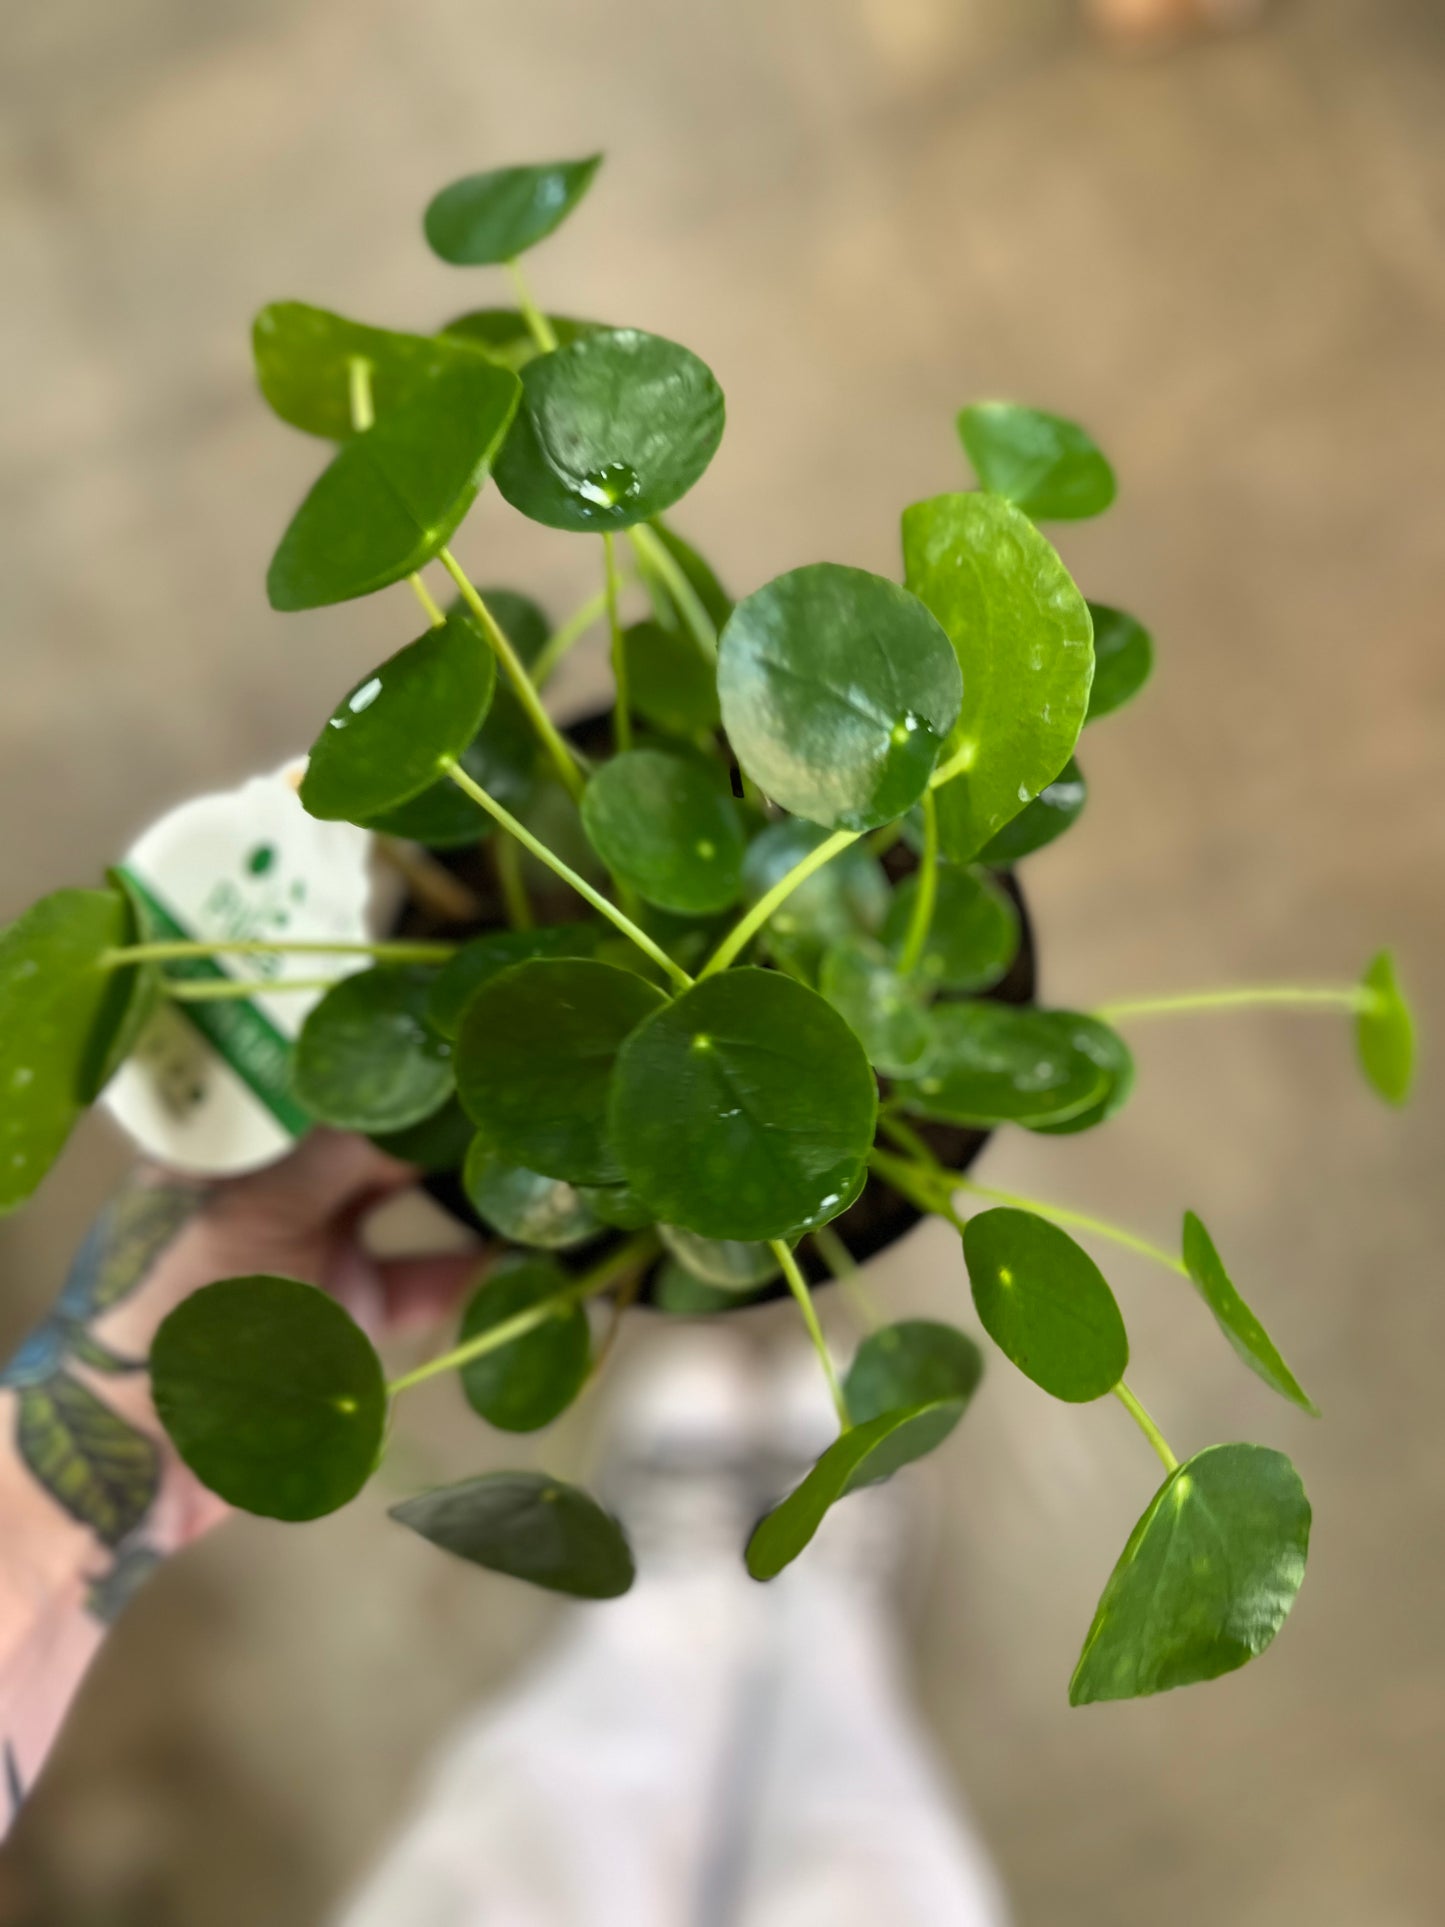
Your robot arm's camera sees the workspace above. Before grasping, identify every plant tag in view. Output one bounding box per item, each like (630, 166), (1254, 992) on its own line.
(100, 762), (379, 1175)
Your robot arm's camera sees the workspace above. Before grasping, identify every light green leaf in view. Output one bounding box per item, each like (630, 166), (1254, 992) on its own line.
(881, 867), (1019, 993)
(977, 757), (1086, 865)
(1356, 950), (1414, 1105)
(582, 749), (744, 915)
(1182, 1213), (1317, 1414)
(391, 1471), (634, 1598)
(463, 1138), (601, 1250)
(424, 157), (603, 265)
(844, 1320), (983, 1426)
(457, 1256), (591, 1431)
(962, 1208), (1128, 1401)
(893, 1001), (1109, 1129)
(1085, 604), (1153, 723)
(741, 819), (890, 977)
(252, 302), (487, 442)
(441, 309), (600, 371)
(818, 937), (935, 1077)
(1028, 1012), (1134, 1137)
(291, 967), (453, 1133)
(958, 402), (1116, 521)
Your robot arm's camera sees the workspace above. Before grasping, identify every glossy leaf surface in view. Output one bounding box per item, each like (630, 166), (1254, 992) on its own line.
(292, 967), (453, 1133)
(1085, 604), (1154, 722)
(958, 402), (1116, 521)
(718, 564), (961, 832)
(609, 969), (877, 1242)
(1356, 950), (1414, 1105)
(844, 1320), (983, 1426)
(463, 1139), (601, 1250)
(894, 1002), (1109, 1129)
(977, 757), (1086, 865)
(621, 622), (720, 737)
(962, 1208), (1128, 1401)
(819, 938), (935, 1077)
(903, 493), (1093, 862)
(391, 1470), (634, 1598)
(882, 867), (1019, 993)
(1070, 1443), (1310, 1704)
(1182, 1213), (1317, 1414)
(741, 819), (890, 975)
(657, 1223), (779, 1290)
(426, 925), (598, 1039)
(582, 749), (744, 915)
(457, 1257), (591, 1431)
(495, 328), (725, 533)
(151, 1276), (386, 1521)
(1029, 1012), (1134, 1137)
(424, 157), (603, 264)
(252, 302), (481, 442)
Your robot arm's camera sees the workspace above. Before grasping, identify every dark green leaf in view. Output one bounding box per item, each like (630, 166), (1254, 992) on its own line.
(494, 328), (725, 533)
(903, 493), (1094, 862)
(582, 749), (745, 916)
(426, 925), (598, 1039)
(746, 1402), (962, 1580)
(741, 820), (889, 975)
(252, 302), (488, 441)
(844, 1320), (983, 1427)
(391, 1470), (634, 1598)
(1182, 1213), (1317, 1414)
(291, 966), (453, 1132)
(369, 1096), (475, 1171)
(657, 1223), (779, 1289)
(267, 357), (520, 610)
(457, 959), (665, 1185)
(151, 1276), (386, 1521)
(424, 157), (603, 265)
(818, 938), (935, 1077)
(463, 1138), (601, 1250)
(15, 1373), (159, 1548)
(893, 1001), (1110, 1129)
(1070, 1443), (1310, 1704)
(1356, 950), (1414, 1105)
(0, 887), (133, 1213)
(1085, 604), (1153, 723)
(441, 309), (600, 371)
(977, 757), (1086, 865)
(963, 1208), (1128, 1401)
(646, 519), (734, 633)
(457, 1257), (591, 1431)
(1029, 1012), (1134, 1137)
(882, 867), (1019, 993)
(609, 969), (877, 1242)
(957, 402), (1116, 521)
(85, 870), (162, 1102)
(301, 611), (494, 823)
(622, 622), (721, 738)
(718, 564), (961, 832)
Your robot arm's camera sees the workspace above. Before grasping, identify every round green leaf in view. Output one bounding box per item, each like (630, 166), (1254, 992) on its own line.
(903, 493), (1094, 863)
(0, 887), (134, 1212)
(818, 938), (935, 1077)
(882, 867), (1019, 993)
(621, 622), (721, 738)
(300, 611), (495, 823)
(457, 1257), (591, 1431)
(582, 749), (744, 916)
(391, 1471), (634, 1598)
(291, 967), (453, 1132)
(741, 819), (890, 975)
(252, 302), (486, 442)
(1069, 1443), (1310, 1704)
(442, 309), (600, 371)
(1182, 1213), (1317, 1414)
(424, 157), (603, 265)
(1085, 604), (1153, 722)
(657, 1223), (780, 1290)
(977, 757), (1086, 866)
(746, 1402), (962, 1580)
(844, 1320), (983, 1426)
(267, 357), (520, 611)
(456, 959), (665, 1185)
(151, 1276), (386, 1521)
(494, 328), (725, 533)
(1029, 1012), (1135, 1137)
(610, 969), (877, 1242)
(576, 1180), (655, 1231)
(463, 1137), (601, 1250)
(427, 925), (598, 1040)
(718, 565), (962, 832)
(962, 1208), (1128, 1402)
(369, 1095), (475, 1171)
(957, 402), (1116, 521)
(1356, 949), (1414, 1105)
(893, 1002), (1109, 1129)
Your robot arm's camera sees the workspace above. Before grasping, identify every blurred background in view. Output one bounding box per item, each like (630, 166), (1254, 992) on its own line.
(1, 0), (1443, 1920)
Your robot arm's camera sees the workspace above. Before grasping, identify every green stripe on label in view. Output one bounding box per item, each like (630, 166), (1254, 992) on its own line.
(117, 868), (312, 1139)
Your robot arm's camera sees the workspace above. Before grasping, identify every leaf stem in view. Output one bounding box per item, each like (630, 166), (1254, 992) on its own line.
(409, 572), (447, 628)
(349, 355), (448, 634)
(1113, 1381), (1179, 1474)
(531, 589), (609, 688)
(1096, 986), (1367, 1024)
(929, 739), (977, 791)
(492, 835), (533, 931)
(810, 1225), (882, 1332)
(440, 759), (693, 991)
(771, 1239), (850, 1430)
(602, 531), (632, 754)
(896, 789), (939, 977)
(161, 975), (342, 1001)
(701, 828), (861, 977)
(504, 260), (559, 355)
(627, 523), (718, 661)
(103, 937), (454, 969)
(438, 548), (586, 802)
(386, 1233), (657, 1397)
(953, 1177), (1188, 1278)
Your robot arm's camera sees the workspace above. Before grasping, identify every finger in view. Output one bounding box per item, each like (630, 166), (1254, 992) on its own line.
(377, 1250), (489, 1331)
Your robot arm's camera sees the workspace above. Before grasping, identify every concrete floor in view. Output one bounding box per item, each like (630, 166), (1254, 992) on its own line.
(2, 0), (1443, 1920)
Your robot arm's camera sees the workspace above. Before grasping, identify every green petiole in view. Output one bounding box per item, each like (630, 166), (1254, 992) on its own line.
(161, 975), (343, 1002)
(627, 523), (718, 661)
(1096, 986), (1369, 1025)
(505, 259), (559, 355)
(531, 588), (609, 688)
(772, 1238), (850, 1431)
(896, 788), (939, 978)
(602, 530), (631, 754)
(701, 827), (862, 978)
(1113, 1381), (1179, 1474)
(104, 937), (454, 969)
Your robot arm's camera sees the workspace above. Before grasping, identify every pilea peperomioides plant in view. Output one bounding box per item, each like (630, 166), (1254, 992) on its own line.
(0, 157), (1417, 1705)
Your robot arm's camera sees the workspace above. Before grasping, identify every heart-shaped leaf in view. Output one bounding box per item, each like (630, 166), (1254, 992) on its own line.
(456, 959), (665, 1185)
(977, 757), (1086, 866)
(741, 819), (890, 975)
(1069, 1443), (1310, 1704)
(267, 356), (520, 610)
(424, 157), (603, 265)
(463, 1138), (601, 1250)
(151, 1276), (386, 1521)
(292, 967), (453, 1133)
(427, 925), (599, 1039)
(957, 402), (1116, 521)
(0, 887), (135, 1212)
(882, 867), (1019, 993)
(1356, 949), (1414, 1105)
(818, 938), (935, 1077)
(441, 309), (600, 371)
(962, 1208), (1128, 1401)
(582, 749), (744, 915)
(657, 1223), (780, 1290)
(456, 1256), (591, 1431)
(300, 611), (495, 823)
(621, 622), (721, 738)
(1085, 604), (1153, 723)
(390, 1471), (634, 1598)
(494, 328), (725, 533)
(1182, 1213), (1317, 1414)
(746, 1402), (962, 1580)
(718, 564), (962, 832)
(893, 1002), (1110, 1129)
(609, 969), (877, 1242)
(844, 1320), (983, 1425)
(903, 493), (1093, 863)
(252, 302), (486, 442)
(1029, 1012), (1134, 1137)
